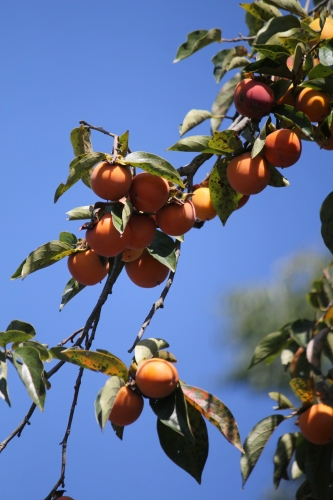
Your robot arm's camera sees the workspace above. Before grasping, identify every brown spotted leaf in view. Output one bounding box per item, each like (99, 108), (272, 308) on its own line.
(289, 377), (315, 404)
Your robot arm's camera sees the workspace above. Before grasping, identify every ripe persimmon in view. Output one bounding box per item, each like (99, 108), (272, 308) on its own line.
(129, 172), (169, 213)
(276, 85), (300, 107)
(85, 213), (131, 257)
(122, 247), (144, 262)
(298, 403), (333, 444)
(191, 187), (216, 221)
(67, 248), (109, 286)
(108, 386), (144, 426)
(295, 88), (331, 123)
(234, 78), (275, 119)
(135, 358), (179, 399)
(309, 17), (333, 40)
(236, 194), (250, 210)
(90, 161), (132, 200)
(125, 249), (169, 288)
(263, 129), (302, 167)
(227, 152), (270, 195)
(127, 213), (156, 249)
(156, 200), (196, 236)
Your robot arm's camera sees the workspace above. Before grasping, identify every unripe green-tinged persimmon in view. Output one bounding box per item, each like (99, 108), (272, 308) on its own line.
(156, 200), (196, 236)
(227, 152), (270, 195)
(85, 213), (131, 257)
(108, 386), (144, 426)
(263, 129), (302, 167)
(191, 187), (216, 221)
(67, 249), (109, 286)
(135, 358), (179, 399)
(295, 88), (331, 123)
(129, 172), (169, 213)
(121, 247), (144, 262)
(127, 213), (156, 249)
(309, 17), (333, 40)
(125, 249), (169, 288)
(90, 161), (132, 200)
(234, 78), (274, 119)
(298, 403), (333, 444)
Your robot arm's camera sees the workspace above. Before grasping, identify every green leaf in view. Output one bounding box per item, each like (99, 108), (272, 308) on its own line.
(59, 277), (86, 311)
(211, 73), (242, 132)
(11, 346), (46, 411)
(252, 117), (271, 159)
(243, 56), (292, 79)
(59, 232), (77, 246)
(289, 319), (313, 349)
(168, 135), (218, 154)
(111, 423), (124, 440)
(54, 152), (108, 202)
(1, 321), (36, 347)
(249, 328), (291, 368)
(255, 14), (300, 45)
(157, 403), (208, 484)
(253, 43), (290, 60)
(260, 0), (307, 18)
(240, 2), (282, 22)
(124, 151), (184, 188)
(135, 338), (169, 365)
(14, 341), (51, 362)
(66, 206), (92, 221)
(303, 441), (333, 500)
(241, 414), (286, 487)
(118, 130), (129, 156)
(154, 350), (177, 362)
(173, 28), (221, 63)
(301, 77), (333, 94)
(212, 47), (249, 84)
(273, 104), (313, 139)
(273, 432), (298, 488)
(70, 125), (93, 156)
(0, 358), (11, 406)
(245, 9), (264, 39)
(181, 382), (243, 453)
(95, 376), (125, 430)
(319, 41), (333, 67)
(307, 63), (333, 80)
(289, 377), (315, 404)
(179, 110), (213, 137)
(208, 130), (243, 154)
(6, 320), (36, 337)
(268, 392), (295, 410)
(147, 230), (178, 272)
(320, 191), (333, 255)
(268, 164), (290, 188)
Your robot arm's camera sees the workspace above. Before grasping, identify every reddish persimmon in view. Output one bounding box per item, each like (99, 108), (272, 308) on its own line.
(135, 358), (179, 399)
(125, 249), (169, 288)
(121, 247), (144, 262)
(263, 129), (302, 167)
(156, 200), (196, 236)
(227, 152), (270, 195)
(85, 213), (131, 257)
(129, 172), (169, 213)
(67, 249), (109, 286)
(108, 386), (144, 426)
(91, 161), (132, 200)
(127, 213), (156, 249)
(191, 187), (216, 221)
(298, 403), (333, 444)
(234, 78), (274, 119)
(295, 88), (331, 123)
(236, 195), (250, 210)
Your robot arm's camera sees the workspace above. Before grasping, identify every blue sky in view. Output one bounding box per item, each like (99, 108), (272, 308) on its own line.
(1, 1), (332, 499)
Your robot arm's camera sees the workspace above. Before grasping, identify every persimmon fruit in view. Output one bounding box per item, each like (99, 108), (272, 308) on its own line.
(127, 213), (156, 249)
(85, 213), (131, 257)
(276, 85), (300, 107)
(125, 249), (169, 288)
(129, 172), (169, 213)
(135, 358), (179, 399)
(295, 88), (331, 123)
(156, 200), (196, 236)
(227, 152), (270, 195)
(90, 161), (132, 201)
(234, 78), (275, 119)
(121, 247), (144, 262)
(236, 194), (250, 210)
(309, 17), (333, 40)
(263, 129), (302, 167)
(191, 187), (216, 221)
(298, 403), (333, 444)
(67, 249), (109, 286)
(108, 386), (144, 426)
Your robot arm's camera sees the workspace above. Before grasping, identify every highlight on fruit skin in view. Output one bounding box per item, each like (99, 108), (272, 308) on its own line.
(67, 248), (109, 286)
(125, 249), (169, 288)
(309, 16), (333, 40)
(263, 129), (302, 168)
(85, 213), (131, 257)
(156, 200), (196, 236)
(129, 172), (170, 213)
(90, 161), (132, 201)
(108, 386), (144, 426)
(192, 187), (217, 221)
(226, 152), (270, 195)
(121, 247), (144, 263)
(234, 78), (275, 119)
(135, 358), (179, 399)
(295, 88), (331, 123)
(298, 403), (333, 445)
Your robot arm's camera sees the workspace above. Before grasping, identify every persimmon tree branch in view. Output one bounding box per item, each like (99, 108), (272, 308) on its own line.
(221, 35), (255, 43)
(309, 0), (331, 14)
(79, 120), (116, 138)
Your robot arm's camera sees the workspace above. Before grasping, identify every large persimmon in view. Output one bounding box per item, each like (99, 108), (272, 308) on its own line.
(108, 386), (144, 426)
(295, 88), (331, 123)
(298, 403), (333, 444)
(85, 213), (131, 257)
(127, 213), (156, 249)
(90, 161), (132, 200)
(227, 152), (270, 195)
(129, 172), (169, 213)
(234, 78), (274, 119)
(135, 358), (179, 399)
(67, 248), (109, 286)
(125, 249), (169, 288)
(156, 200), (196, 236)
(263, 129), (302, 167)
(191, 187), (216, 221)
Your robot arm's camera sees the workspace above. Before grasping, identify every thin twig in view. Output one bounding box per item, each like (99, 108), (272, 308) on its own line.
(58, 327), (84, 347)
(221, 36), (255, 43)
(79, 120), (116, 138)
(0, 403), (36, 453)
(309, 0), (330, 14)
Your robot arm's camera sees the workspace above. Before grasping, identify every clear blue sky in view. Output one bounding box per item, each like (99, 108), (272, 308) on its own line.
(1, 1), (331, 499)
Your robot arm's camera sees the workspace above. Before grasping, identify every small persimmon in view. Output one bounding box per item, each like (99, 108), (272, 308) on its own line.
(108, 386), (144, 426)
(227, 152), (270, 195)
(67, 249), (109, 286)
(295, 88), (331, 123)
(91, 161), (132, 200)
(156, 200), (196, 236)
(121, 247), (144, 262)
(263, 129), (302, 167)
(298, 403), (333, 444)
(125, 249), (169, 288)
(191, 187), (216, 221)
(85, 213), (131, 257)
(129, 172), (169, 213)
(135, 358), (179, 399)
(127, 213), (156, 249)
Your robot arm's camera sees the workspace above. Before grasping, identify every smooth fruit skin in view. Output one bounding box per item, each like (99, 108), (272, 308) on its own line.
(227, 152), (270, 195)
(129, 172), (169, 213)
(276, 85), (300, 107)
(121, 247), (144, 262)
(135, 358), (179, 399)
(90, 161), (132, 200)
(192, 187), (217, 221)
(236, 195), (250, 210)
(125, 249), (169, 288)
(309, 17), (333, 39)
(127, 213), (156, 249)
(295, 88), (331, 123)
(263, 129), (302, 167)
(298, 403), (333, 445)
(85, 213), (131, 257)
(234, 79), (275, 119)
(156, 201), (196, 236)
(67, 249), (109, 286)
(108, 386), (144, 426)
